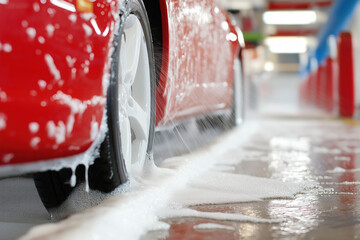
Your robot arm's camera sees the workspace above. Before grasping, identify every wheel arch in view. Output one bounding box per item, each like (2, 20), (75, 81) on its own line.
(143, 0), (169, 125)
(143, 0), (168, 86)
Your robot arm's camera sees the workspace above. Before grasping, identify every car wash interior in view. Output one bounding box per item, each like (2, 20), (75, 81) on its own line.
(2, 0), (360, 239)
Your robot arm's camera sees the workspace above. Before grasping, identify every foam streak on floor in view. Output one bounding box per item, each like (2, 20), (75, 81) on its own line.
(150, 117), (360, 240)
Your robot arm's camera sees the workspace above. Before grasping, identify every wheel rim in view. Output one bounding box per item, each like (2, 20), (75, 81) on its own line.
(118, 14), (151, 173)
(233, 58), (243, 126)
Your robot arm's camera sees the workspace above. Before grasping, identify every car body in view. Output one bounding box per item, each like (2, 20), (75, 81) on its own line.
(0, 0), (241, 173)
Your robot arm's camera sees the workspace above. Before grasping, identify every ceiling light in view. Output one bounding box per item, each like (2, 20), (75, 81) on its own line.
(263, 10), (317, 25)
(265, 37), (308, 54)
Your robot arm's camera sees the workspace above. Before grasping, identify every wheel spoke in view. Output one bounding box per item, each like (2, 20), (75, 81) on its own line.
(131, 139), (147, 168)
(116, 14), (151, 175)
(119, 114), (132, 168)
(124, 19), (142, 86)
(233, 58), (243, 126)
(127, 96), (148, 141)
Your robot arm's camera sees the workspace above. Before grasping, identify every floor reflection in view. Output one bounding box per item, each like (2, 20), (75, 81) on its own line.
(148, 119), (360, 239)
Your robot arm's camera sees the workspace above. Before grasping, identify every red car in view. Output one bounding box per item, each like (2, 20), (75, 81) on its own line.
(0, 0), (243, 209)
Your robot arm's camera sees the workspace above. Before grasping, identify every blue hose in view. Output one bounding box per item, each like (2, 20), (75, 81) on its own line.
(303, 0), (359, 75)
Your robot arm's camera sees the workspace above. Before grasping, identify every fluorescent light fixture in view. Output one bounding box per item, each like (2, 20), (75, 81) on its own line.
(263, 10), (317, 25)
(265, 37), (308, 54)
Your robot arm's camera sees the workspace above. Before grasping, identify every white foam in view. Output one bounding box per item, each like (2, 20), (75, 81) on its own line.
(193, 223), (235, 231)
(161, 208), (281, 223)
(44, 54), (61, 81)
(3, 153), (14, 163)
(30, 137), (41, 149)
(80, 13), (94, 21)
(50, 91), (105, 139)
(51, 91), (105, 115)
(38, 36), (45, 44)
(321, 181), (360, 185)
(82, 23), (92, 37)
(19, 121), (311, 240)
(326, 167), (360, 173)
(38, 80), (47, 90)
(68, 14), (77, 23)
(170, 171), (309, 206)
(33, 2), (40, 12)
(20, 123), (258, 239)
(2, 43), (12, 53)
(29, 122), (40, 133)
(313, 147), (342, 155)
(0, 88), (7, 102)
(46, 24), (55, 37)
(46, 121), (66, 145)
(65, 55), (76, 68)
(334, 156), (351, 162)
(0, 110), (107, 179)
(213, 164), (236, 172)
(326, 167), (346, 173)
(0, 113), (6, 131)
(26, 28), (36, 39)
(90, 118), (99, 141)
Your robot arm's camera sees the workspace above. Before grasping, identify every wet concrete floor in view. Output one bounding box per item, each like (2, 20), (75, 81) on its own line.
(147, 116), (360, 239)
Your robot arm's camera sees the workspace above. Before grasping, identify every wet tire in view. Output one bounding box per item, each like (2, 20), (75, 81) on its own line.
(88, 0), (156, 192)
(197, 57), (244, 130)
(230, 57), (244, 127)
(34, 0), (156, 209)
(33, 166), (85, 209)
(33, 170), (72, 209)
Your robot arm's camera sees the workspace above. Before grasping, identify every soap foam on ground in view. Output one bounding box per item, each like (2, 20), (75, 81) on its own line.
(193, 223), (235, 231)
(20, 122), (308, 240)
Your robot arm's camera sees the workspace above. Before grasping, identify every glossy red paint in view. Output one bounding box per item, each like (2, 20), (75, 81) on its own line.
(0, 0), (119, 165)
(156, 0), (240, 125)
(0, 0), (240, 170)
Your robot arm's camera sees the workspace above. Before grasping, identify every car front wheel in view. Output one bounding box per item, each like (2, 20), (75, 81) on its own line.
(34, 0), (156, 210)
(88, 0), (156, 193)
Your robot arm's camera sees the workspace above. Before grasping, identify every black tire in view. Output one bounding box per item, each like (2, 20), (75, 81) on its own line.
(88, 0), (156, 192)
(230, 57), (244, 127)
(34, 0), (156, 209)
(196, 57), (244, 130)
(33, 166), (85, 209)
